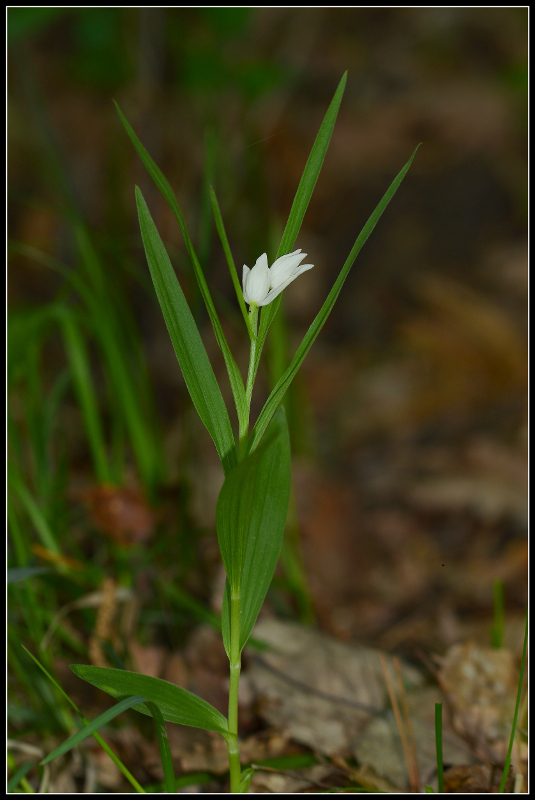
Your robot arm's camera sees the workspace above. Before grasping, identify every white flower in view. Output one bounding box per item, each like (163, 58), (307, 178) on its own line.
(242, 249), (313, 307)
(242, 253), (271, 306)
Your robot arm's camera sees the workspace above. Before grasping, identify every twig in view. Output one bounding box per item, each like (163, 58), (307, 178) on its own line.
(379, 652), (418, 792)
(394, 656), (420, 790)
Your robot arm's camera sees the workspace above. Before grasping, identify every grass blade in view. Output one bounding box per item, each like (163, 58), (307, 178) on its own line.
(9, 243), (163, 495)
(56, 307), (112, 484)
(498, 613), (528, 792)
(8, 471), (60, 555)
(250, 145), (420, 452)
(136, 186), (237, 474)
(7, 759), (36, 793)
(41, 695), (147, 765)
(73, 225), (164, 494)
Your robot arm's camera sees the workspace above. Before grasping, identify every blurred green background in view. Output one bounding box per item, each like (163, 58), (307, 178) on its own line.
(8, 8), (527, 791)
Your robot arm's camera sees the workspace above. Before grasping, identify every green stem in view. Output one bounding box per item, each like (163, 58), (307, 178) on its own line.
(227, 590), (242, 792)
(230, 304), (260, 791)
(238, 305), (259, 460)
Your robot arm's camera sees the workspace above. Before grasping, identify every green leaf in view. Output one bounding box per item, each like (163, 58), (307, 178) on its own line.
(70, 665), (229, 735)
(8, 471), (60, 555)
(216, 429), (277, 594)
(254, 72), (347, 375)
(238, 767), (254, 793)
(144, 701), (176, 794)
(218, 407), (291, 654)
(279, 72), (347, 257)
(41, 695), (147, 764)
(7, 759), (36, 793)
(250, 145), (420, 453)
(115, 102), (246, 424)
(135, 187), (237, 475)
(210, 185), (253, 339)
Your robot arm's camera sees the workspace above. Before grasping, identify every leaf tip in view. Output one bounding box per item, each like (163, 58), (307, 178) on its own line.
(112, 98), (124, 118)
(410, 142), (423, 161)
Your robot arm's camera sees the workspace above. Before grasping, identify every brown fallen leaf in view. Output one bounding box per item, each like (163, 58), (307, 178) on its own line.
(246, 619), (473, 791)
(355, 686), (474, 790)
(443, 763), (514, 793)
(438, 641), (519, 762)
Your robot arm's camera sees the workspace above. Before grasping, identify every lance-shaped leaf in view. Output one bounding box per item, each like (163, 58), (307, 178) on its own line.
(254, 72), (347, 377)
(115, 103), (247, 425)
(70, 665), (229, 735)
(249, 146), (420, 453)
(218, 407), (291, 655)
(136, 187), (237, 475)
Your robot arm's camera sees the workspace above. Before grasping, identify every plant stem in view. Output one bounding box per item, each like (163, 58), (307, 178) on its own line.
(227, 590), (242, 792)
(238, 305), (259, 460)
(230, 304), (259, 790)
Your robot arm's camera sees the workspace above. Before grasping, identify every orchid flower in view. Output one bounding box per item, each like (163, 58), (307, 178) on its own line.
(242, 249), (313, 307)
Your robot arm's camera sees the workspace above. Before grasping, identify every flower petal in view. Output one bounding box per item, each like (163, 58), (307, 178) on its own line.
(254, 253), (269, 270)
(258, 261), (314, 306)
(243, 253), (270, 305)
(269, 250), (308, 288)
(258, 276), (294, 305)
(242, 265), (251, 303)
